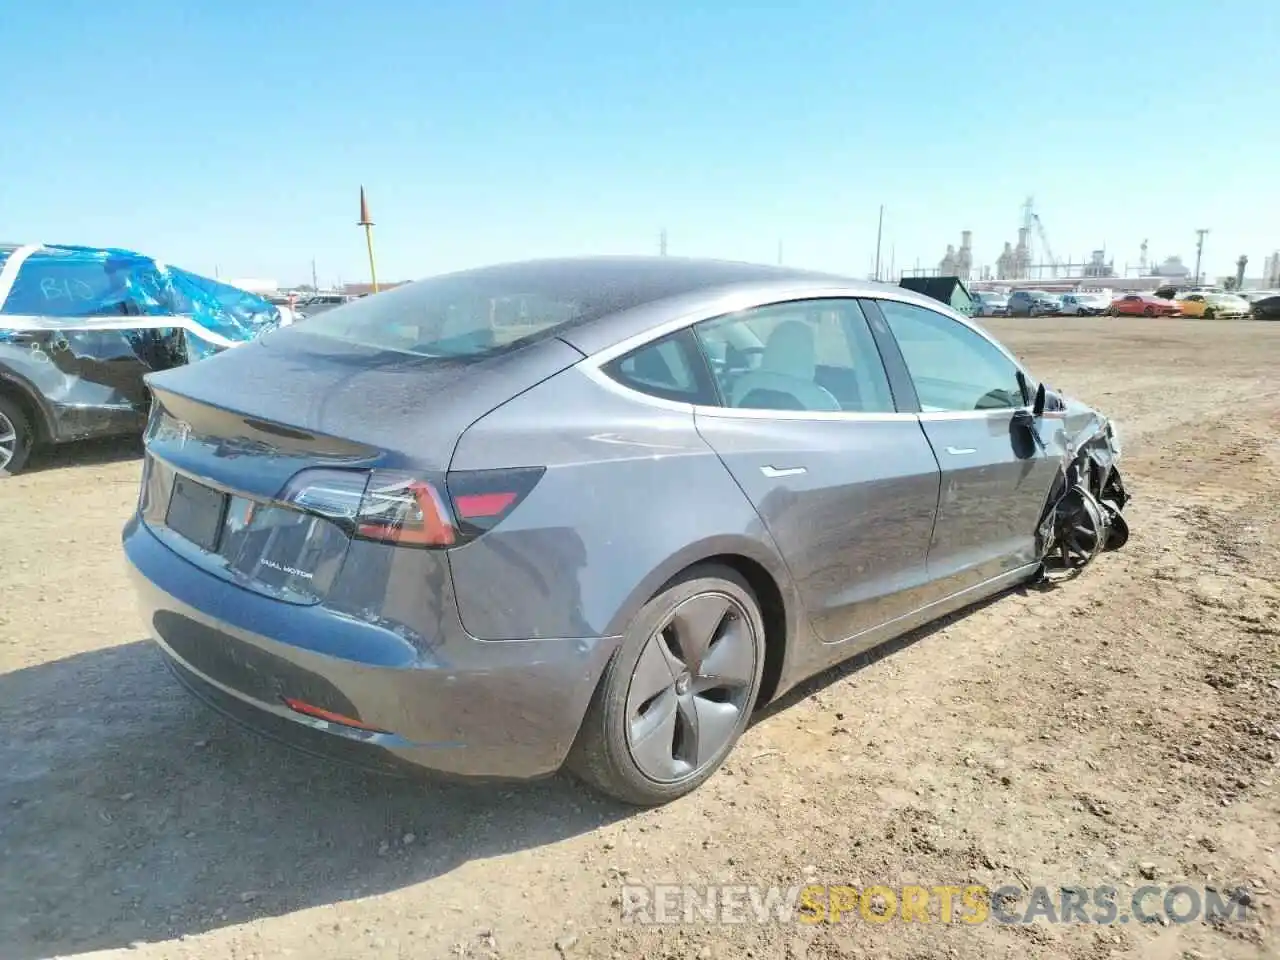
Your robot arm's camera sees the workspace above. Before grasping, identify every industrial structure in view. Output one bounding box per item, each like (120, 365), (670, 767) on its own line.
(908, 198), (1119, 285)
(937, 231), (974, 281)
(900, 198), (1280, 297)
(1265, 251), (1280, 287)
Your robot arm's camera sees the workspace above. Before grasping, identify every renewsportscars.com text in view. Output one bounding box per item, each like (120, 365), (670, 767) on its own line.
(620, 883), (1252, 926)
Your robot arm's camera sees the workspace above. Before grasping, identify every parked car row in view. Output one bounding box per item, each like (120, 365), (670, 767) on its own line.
(972, 287), (1276, 320)
(973, 290), (1112, 317)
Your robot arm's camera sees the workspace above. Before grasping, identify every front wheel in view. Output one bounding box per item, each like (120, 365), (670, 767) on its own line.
(1203, 308), (1216, 320)
(0, 394), (35, 477)
(568, 564), (766, 806)
(1143, 306), (1156, 317)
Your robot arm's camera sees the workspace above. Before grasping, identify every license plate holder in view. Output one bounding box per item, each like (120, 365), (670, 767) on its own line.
(166, 475), (228, 552)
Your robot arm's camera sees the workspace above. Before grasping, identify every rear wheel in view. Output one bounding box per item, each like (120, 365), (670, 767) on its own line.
(1203, 308), (1216, 320)
(0, 394), (35, 477)
(568, 564), (765, 806)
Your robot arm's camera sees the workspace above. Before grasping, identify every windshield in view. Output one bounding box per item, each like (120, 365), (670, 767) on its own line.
(299, 276), (586, 358)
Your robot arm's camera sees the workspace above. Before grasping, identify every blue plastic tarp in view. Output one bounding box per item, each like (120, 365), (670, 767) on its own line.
(0, 244), (281, 359)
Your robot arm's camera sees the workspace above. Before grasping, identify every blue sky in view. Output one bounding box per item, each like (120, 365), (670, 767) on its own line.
(2, 1), (1276, 286)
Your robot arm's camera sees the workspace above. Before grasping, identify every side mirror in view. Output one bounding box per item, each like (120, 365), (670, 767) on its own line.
(1033, 383), (1067, 419)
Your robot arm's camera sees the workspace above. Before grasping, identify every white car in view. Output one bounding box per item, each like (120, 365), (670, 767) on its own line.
(1060, 293), (1110, 316)
(971, 292), (1009, 317)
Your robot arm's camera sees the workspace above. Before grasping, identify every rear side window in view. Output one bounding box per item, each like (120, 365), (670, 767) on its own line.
(603, 330), (716, 404)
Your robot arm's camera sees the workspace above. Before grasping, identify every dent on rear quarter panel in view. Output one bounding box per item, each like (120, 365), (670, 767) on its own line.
(447, 366), (798, 641)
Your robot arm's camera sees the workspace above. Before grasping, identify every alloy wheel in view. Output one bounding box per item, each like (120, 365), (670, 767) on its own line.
(624, 591), (758, 783)
(0, 410), (16, 471)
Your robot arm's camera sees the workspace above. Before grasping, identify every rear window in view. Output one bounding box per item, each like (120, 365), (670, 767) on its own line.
(298, 275), (588, 358)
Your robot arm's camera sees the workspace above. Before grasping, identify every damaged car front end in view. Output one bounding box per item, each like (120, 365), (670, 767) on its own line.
(1029, 382), (1131, 581)
(0, 244), (281, 475)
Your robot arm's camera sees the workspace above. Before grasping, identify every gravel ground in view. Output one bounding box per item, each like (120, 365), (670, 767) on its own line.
(1, 316), (1277, 960)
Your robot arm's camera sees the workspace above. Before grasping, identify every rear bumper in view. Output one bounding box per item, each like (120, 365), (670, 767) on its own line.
(123, 515), (622, 780)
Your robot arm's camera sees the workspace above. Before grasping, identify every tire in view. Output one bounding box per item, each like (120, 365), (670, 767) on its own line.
(0, 394), (35, 477)
(1078, 309), (1088, 316)
(1203, 308), (1216, 320)
(1143, 306), (1156, 317)
(568, 563), (767, 806)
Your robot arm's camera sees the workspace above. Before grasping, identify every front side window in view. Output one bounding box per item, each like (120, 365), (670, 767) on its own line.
(876, 300), (1026, 412)
(691, 298), (895, 413)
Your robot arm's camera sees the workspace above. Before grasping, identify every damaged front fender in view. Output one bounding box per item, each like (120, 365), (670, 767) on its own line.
(1032, 387), (1132, 580)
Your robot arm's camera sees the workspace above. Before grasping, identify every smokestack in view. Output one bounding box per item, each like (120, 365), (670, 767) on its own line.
(1236, 254), (1248, 289)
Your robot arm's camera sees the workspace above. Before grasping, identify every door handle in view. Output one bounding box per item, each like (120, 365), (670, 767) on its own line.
(945, 446), (977, 456)
(761, 465), (806, 478)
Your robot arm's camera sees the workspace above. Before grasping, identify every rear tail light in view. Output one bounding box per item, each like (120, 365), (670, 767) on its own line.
(278, 465), (543, 549)
(447, 467), (545, 538)
(356, 471), (458, 547)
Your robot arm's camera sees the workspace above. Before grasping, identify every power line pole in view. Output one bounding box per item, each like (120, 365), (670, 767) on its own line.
(659, 228), (668, 256)
(873, 205), (884, 281)
(311, 258), (319, 291)
(1194, 228), (1209, 284)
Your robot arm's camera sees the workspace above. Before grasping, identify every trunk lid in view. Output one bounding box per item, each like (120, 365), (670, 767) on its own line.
(144, 328), (583, 495)
(138, 328), (582, 605)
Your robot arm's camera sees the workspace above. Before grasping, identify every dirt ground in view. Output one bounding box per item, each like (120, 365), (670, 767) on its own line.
(2, 316), (1278, 960)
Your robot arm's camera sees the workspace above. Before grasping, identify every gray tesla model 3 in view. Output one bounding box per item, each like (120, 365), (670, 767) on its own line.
(123, 256), (1129, 805)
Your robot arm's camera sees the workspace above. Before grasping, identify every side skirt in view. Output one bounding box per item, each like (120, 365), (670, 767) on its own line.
(796, 563), (1041, 682)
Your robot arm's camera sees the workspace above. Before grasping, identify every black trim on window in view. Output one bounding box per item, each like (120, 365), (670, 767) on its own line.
(602, 329), (720, 406)
(680, 327), (727, 406)
(858, 298), (921, 413)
